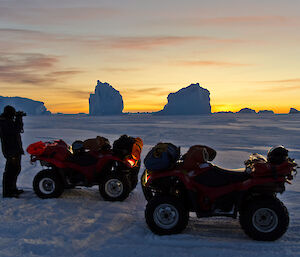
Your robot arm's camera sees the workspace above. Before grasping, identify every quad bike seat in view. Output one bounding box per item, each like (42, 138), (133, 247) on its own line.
(195, 165), (250, 187)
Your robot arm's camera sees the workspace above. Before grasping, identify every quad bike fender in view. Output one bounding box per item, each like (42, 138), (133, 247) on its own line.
(146, 170), (196, 191)
(95, 155), (124, 173)
(95, 156), (132, 183)
(145, 173), (196, 210)
(32, 156), (66, 169)
(240, 176), (286, 192)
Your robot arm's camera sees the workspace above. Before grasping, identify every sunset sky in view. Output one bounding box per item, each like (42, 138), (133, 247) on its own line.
(0, 0), (300, 113)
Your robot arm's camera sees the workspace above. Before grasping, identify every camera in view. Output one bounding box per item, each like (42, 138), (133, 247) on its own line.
(16, 111), (27, 117)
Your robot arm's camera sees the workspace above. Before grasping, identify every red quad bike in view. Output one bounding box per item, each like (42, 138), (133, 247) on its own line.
(141, 145), (297, 241)
(27, 136), (143, 201)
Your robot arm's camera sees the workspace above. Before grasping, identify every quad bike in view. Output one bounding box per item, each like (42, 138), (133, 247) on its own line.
(141, 145), (297, 241)
(27, 136), (143, 201)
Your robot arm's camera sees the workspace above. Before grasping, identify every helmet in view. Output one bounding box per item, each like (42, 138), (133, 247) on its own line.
(2, 105), (16, 118)
(72, 140), (84, 154)
(267, 146), (288, 165)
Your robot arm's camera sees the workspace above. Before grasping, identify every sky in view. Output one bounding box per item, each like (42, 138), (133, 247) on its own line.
(0, 0), (300, 114)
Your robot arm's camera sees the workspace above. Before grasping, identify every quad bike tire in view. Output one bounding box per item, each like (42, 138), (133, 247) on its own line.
(239, 196), (289, 241)
(33, 169), (64, 199)
(145, 196), (189, 235)
(99, 173), (131, 201)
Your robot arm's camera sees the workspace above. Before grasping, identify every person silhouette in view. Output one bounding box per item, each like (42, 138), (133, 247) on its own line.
(0, 105), (25, 197)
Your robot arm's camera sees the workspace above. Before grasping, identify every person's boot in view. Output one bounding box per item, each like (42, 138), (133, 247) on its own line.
(3, 191), (19, 198)
(14, 189), (24, 195)
(11, 188), (24, 195)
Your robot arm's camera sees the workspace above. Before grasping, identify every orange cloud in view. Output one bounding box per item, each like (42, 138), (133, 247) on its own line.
(253, 78), (300, 92)
(198, 16), (291, 26)
(122, 87), (172, 97)
(261, 78), (300, 83)
(0, 28), (248, 52)
(259, 85), (300, 93)
(0, 53), (82, 85)
(56, 88), (91, 100)
(105, 36), (198, 50)
(100, 67), (143, 73)
(104, 36), (247, 50)
(0, 7), (120, 24)
(176, 60), (250, 67)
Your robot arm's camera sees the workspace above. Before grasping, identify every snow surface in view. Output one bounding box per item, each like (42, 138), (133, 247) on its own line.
(0, 114), (300, 257)
(89, 81), (124, 115)
(0, 96), (50, 115)
(156, 83), (211, 115)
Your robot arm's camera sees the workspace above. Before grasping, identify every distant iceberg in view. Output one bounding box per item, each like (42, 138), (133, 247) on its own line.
(258, 110), (274, 114)
(237, 108), (256, 114)
(214, 111), (234, 114)
(289, 108), (300, 114)
(89, 80), (124, 115)
(156, 83), (211, 115)
(0, 96), (50, 115)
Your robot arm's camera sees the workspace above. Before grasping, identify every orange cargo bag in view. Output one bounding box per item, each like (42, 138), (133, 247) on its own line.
(27, 141), (46, 156)
(131, 137), (143, 161)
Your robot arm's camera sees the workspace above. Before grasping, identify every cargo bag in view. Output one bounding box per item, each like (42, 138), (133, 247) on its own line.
(144, 143), (180, 171)
(183, 145), (217, 170)
(83, 136), (111, 152)
(245, 153), (293, 178)
(131, 137), (143, 161)
(113, 135), (136, 158)
(27, 140), (71, 161)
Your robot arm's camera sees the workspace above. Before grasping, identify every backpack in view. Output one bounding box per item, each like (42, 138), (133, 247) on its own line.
(144, 143), (180, 171)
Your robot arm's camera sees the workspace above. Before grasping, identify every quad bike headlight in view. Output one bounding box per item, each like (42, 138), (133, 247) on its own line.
(126, 158), (136, 168)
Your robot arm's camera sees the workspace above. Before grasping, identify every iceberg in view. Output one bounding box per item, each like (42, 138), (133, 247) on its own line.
(258, 110), (274, 114)
(156, 83), (211, 115)
(0, 96), (50, 115)
(289, 108), (300, 114)
(237, 108), (256, 114)
(89, 80), (124, 115)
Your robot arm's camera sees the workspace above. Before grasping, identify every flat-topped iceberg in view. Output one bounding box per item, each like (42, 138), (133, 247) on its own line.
(0, 96), (50, 115)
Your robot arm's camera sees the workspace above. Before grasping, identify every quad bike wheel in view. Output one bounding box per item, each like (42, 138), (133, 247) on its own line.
(239, 196), (289, 241)
(99, 173), (131, 201)
(33, 169), (64, 199)
(145, 196), (189, 235)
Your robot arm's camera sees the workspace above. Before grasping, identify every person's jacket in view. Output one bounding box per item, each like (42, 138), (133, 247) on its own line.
(0, 115), (24, 158)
